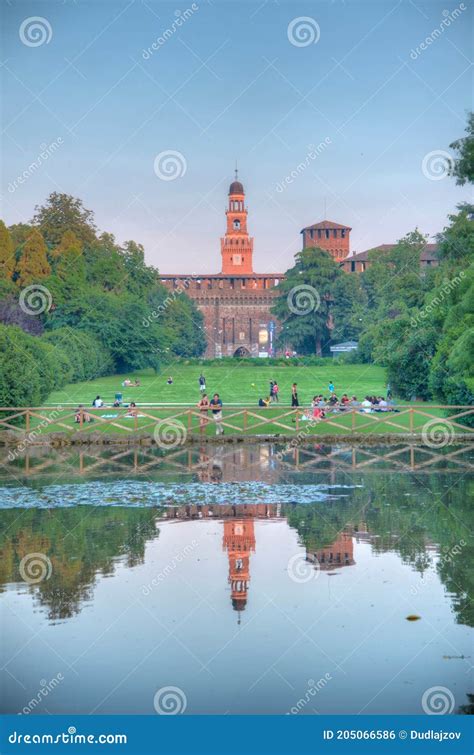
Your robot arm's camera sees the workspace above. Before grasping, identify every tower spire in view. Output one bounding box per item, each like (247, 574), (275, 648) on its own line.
(234, 160), (238, 181)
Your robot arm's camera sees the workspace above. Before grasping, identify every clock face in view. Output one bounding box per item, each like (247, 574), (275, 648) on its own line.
(233, 219), (240, 230)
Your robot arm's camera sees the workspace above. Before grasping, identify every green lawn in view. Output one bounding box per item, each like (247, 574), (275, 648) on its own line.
(46, 361), (389, 407)
(2, 361), (461, 438)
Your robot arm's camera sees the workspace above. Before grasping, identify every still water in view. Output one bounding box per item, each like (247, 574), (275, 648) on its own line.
(1, 443), (472, 715)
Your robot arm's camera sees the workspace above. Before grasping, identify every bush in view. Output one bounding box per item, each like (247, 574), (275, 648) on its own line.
(0, 325), (55, 408)
(43, 328), (113, 382)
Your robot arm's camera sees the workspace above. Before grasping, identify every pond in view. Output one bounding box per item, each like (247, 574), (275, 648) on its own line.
(0, 442), (472, 715)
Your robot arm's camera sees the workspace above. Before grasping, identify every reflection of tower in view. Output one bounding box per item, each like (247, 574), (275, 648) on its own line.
(222, 519), (255, 621)
(308, 530), (355, 570)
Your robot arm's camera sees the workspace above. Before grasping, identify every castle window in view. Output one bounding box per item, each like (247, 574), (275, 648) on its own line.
(318, 229), (322, 238)
(351, 261), (355, 272)
(341, 229), (346, 238)
(333, 230), (337, 238)
(310, 229), (314, 239)
(241, 279), (246, 288)
(325, 229), (330, 239)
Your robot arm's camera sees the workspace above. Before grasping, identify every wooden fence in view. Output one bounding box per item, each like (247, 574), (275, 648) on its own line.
(0, 404), (473, 441)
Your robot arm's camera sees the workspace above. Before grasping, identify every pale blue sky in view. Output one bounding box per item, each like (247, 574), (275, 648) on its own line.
(1, 0), (472, 273)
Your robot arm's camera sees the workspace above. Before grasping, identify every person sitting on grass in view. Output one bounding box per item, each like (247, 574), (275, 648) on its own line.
(75, 405), (93, 423)
(258, 396), (270, 407)
(340, 394), (350, 408)
(167, 376), (173, 385)
(123, 378), (132, 387)
(361, 396), (373, 413)
(92, 395), (103, 408)
(350, 396), (360, 407)
(126, 402), (138, 417)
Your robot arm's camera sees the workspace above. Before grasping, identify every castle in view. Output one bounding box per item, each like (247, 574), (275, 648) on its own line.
(160, 172), (439, 358)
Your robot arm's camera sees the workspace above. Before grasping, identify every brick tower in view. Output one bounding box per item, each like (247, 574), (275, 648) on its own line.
(221, 170), (254, 274)
(300, 220), (351, 261)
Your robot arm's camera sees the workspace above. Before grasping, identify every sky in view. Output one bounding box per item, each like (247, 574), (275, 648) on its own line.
(1, 0), (472, 274)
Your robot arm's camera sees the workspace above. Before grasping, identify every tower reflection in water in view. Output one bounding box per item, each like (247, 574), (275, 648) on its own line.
(165, 503), (360, 620)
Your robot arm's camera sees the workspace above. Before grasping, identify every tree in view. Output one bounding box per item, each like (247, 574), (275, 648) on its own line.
(122, 240), (158, 295)
(15, 229), (51, 286)
(449, 111), (474, 185)
(0, 220), (15, 280)
(32, 193), (97, 247)
(436, 204), (474, 265)
(331, 274), (367, 343)
(54, 231), (86, 284)
(272, 248), (341, 355)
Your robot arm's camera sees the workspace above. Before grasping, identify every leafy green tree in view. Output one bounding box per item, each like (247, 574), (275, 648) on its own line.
(0, 220), (15, 280)
(272, 248), (341, 355)
(32, 193), (97, 247)
(331, 273), (367, 342)
(122, 240), (158, 295)
(84, 233), (126, 292)
(436, 204), (474, 265)
(449, 111), (474, 185)
(15, 229), (51, 286)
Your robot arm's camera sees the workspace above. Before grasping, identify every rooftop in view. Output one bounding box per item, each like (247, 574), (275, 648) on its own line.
(301, 220), (352, 232)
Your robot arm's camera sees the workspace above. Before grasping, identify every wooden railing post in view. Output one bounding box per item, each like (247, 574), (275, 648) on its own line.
(409, 407), (414, 434)
(79, 408), (83, 428)
(295, 409), (299, 432)
(134, 412), (138, 432)
(25, 408), (30, 434)
(244, 409), (248, 431)
(351, 408), (356, 433)
(187, 408), (192, 434)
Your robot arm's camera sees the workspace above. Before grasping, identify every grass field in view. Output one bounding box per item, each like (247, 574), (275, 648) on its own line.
(2, 361), (461, 439)
(46, 361), (389, 407)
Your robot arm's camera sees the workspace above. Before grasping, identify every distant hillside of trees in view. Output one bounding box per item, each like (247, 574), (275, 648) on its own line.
(272, 113), (474, 407)
(0, 193), (205, 407)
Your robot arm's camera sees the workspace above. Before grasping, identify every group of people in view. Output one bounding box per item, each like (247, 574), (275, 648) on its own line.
(122, 378), (140, 387)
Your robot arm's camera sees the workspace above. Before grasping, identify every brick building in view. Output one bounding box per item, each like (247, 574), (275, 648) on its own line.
(340, 243), (439, 273)
(160, 173), (284, 358)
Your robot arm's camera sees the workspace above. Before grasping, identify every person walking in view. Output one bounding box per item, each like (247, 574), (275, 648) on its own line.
(291, 383), (299, 407)
(197, 393), (210, 432)
(199, 374), (206, 394)
(210, 393), (224, 435)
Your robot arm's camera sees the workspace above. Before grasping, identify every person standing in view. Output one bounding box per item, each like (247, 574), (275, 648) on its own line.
(272, 381), (279, 402)
(197, 393), (210, 432)
(328, 381), (335, 394)
(291, 383), (299, 407)
(199, 374), (206, 393)
(210, 393), (224, 435)
(269, 380), (274, 401)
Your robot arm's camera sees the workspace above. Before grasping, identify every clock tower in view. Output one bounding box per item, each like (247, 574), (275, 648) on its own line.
(220, 170), (254, 274)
